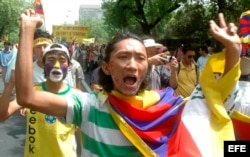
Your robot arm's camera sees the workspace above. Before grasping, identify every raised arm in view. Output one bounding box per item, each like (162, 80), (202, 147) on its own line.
(0, 69), (21, 121)
(209, 13), (241, 75)
(15, 9), (67, 117)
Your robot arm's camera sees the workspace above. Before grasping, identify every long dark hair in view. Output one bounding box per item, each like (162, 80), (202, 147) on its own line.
(98, 31), (150, 93)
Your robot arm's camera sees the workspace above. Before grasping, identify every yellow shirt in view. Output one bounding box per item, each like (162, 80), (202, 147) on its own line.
(175, 62), (198, 98)
(24, 83), (77, 157)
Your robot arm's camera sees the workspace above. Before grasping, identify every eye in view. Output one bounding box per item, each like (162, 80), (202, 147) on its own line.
(118, 55), (127, 59)
(47, 58), (55, 62)
(59, 58), (66, 63)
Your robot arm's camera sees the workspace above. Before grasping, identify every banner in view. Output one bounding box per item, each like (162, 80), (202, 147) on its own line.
(82, 38), (95, 44)
(52, 25), (90, 42)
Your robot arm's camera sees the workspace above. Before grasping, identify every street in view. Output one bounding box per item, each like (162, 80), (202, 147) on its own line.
(0, 75), (26, 157)
(0, 73), (91, 156)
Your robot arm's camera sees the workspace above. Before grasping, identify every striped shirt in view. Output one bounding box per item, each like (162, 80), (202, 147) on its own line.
(65, 91), (143, 157)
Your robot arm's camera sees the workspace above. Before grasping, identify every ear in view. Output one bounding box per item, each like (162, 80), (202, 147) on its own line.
(101, 62), (111, 75)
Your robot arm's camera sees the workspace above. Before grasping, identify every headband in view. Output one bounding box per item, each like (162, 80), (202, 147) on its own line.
(33, 37), (53, 47)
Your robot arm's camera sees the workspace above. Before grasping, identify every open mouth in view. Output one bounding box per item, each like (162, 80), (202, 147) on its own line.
(51, 70), (62, 76)
(124, 76), (137, 86)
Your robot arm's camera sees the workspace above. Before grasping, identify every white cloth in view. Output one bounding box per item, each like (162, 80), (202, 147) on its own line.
(33, 60), (46, 84)
(234, 81), (250, 116)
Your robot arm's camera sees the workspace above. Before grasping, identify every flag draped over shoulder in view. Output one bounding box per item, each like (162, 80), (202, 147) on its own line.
(34, 0), (44, 15)
(108, 52), (240, 157)
(108, 88), (184, 157)
(170, 52), (240, 157)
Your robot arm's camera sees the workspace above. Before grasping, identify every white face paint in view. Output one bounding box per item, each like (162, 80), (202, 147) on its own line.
(49, 68), (64, 82)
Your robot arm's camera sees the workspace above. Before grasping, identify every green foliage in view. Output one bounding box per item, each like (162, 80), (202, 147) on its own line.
(0, 0), (32, 44)
(165, 3), (214, 39)
(102, 0), (250, 50)
(79, 18), (110, 44)
(162, 0), (250, 51)
(102, 0), (185, 36)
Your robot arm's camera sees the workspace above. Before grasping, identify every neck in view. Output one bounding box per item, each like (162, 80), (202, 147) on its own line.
(202, 53), (208, 57)
(45, 80), (67, 93)
(37, 60), (44, 68)
(182, 60), (192, 67)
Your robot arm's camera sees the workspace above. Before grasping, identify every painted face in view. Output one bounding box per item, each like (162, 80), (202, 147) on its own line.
(44, 52), (69, 82)
(102, 38), (148, 96)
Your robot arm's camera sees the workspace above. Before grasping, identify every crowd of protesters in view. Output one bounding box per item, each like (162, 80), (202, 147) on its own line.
(0, 8), (250, 157)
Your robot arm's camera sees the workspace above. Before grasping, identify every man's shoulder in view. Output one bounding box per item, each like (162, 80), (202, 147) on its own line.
(71, 59), (80, 65)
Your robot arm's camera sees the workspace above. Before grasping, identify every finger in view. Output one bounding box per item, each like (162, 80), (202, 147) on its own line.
(218, 13), (226, 28)
(228, 23), (237, 34)
(210, 20), (219, 33)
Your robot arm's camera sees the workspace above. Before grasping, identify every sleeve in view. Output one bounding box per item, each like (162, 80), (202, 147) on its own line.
(76, 62), (85, 80)
(64, 91), (96, 127)
(5, 52), (17, 82)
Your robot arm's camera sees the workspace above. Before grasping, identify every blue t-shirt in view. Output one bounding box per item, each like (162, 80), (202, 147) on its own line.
(0, 49), (13, 67)
(5, 50), (17, 82)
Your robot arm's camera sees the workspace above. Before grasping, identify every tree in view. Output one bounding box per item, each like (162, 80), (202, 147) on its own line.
(0, 0), (32, 44)
(102, 0), (186, 36)
(162, 0), (250, 50)
(165, 3), (215, 39)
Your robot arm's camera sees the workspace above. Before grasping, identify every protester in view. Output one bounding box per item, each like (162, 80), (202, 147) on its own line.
(76, 44), (88, 73)
(143, 38), (178, 90)
(15, 9), (241, 157)
(204, 39), (214, 55)
(0, 43), (78, 157)
(90, 66), (103, 92)
(175, 44), (199, 98)
(197, 45), (211, 73)
(32, 29), (53, 84)
(0, 41), (14, 88)
(64, 42), (85, 91)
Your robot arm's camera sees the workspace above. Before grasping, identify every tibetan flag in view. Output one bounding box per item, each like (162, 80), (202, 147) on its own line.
(108, 88), (185, 157)
(239, 10), (250, 56)
(108, 52), (240, 157)
(170, 52), (240, 157)
(231, 111), (250, 140)
(34, 0), (44, 15)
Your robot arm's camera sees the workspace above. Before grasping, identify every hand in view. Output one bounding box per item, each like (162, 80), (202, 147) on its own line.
(209, 13), (240, 53)
(148, 53), (169, 66)
(168, 57), (178, 72)
(20, 108), (27, 117)
(209, 13), (240, 75)
(20, 9), (43, 29)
